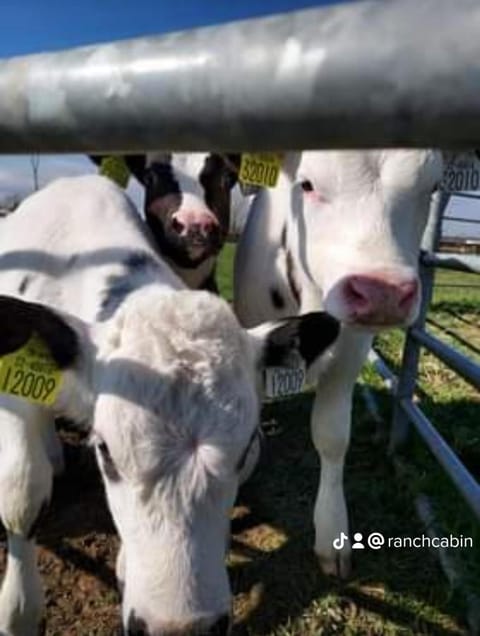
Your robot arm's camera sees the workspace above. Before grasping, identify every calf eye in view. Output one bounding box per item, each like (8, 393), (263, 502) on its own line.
(301, 180), (314, 192)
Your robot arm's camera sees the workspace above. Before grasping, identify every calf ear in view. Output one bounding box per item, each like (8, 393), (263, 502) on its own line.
(221, 154), (241, 189)
(0, 295), (79, 369)
(249, 312), (340, 369)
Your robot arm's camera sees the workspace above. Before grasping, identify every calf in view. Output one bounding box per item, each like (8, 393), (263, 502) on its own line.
(234, 150), (443, 578)
(0, 175), (339, 636)
(92, 153), (240, 291)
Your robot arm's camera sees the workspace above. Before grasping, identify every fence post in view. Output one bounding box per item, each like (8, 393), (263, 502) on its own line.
(389, 190), (450, 451)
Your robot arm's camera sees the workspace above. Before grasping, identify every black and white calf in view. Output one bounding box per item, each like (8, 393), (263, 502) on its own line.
(92, 153), (240, 291)
(0, 175), (339, 636)
(235, 150), (443, 578)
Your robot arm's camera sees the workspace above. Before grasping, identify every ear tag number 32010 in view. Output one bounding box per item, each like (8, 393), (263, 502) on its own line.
(239, 153), (283, 188)
(0, 334), (62, 406)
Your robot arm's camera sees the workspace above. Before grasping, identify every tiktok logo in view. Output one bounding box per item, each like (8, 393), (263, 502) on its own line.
(332, 532), (349, 550)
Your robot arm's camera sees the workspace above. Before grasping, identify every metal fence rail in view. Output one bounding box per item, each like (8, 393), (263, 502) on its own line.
(374, 191), (480, 522)
(0, 0), (479, 153)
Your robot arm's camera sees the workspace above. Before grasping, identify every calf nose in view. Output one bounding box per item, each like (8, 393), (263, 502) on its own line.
(343, 274), (418, 325)
(126, 611), (231, 636)
(171, 209), (219, 238)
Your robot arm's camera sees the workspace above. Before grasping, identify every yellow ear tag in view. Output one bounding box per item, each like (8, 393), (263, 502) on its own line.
(99, 156), (130, 189)
(0, 334), (63, 406)
(239, 153), (283, 188)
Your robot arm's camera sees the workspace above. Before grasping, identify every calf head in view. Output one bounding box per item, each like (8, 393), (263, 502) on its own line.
(0, 293), (338, 635)
(125, 153), (240, 269)
(288, 150), (443, 328)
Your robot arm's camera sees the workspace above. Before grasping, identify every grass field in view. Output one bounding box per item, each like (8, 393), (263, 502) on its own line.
(217, 245), (479, 635)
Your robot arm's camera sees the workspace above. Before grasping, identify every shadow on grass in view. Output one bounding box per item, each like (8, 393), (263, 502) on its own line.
(227, 390), (470, 635)
(0, 388), (473, 634)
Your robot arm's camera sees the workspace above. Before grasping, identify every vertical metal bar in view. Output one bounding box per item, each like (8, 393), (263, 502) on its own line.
(389, 190), (450, 451)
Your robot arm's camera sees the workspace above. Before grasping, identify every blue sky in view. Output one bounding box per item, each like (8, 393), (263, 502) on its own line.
(0, 0), (340, 58)
(0, 0), (477, 237)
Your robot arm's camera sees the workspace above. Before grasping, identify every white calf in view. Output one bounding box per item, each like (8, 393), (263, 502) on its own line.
(235, 150), (443, 577)
(0, 175), (339, 636)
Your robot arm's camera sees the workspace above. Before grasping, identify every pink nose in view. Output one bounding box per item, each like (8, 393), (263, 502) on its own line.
(171, 209), (219, 237)
(343, 274), (419, 325)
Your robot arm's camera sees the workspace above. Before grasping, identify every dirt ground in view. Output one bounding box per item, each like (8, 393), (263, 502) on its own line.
(0, 400), (468, 636)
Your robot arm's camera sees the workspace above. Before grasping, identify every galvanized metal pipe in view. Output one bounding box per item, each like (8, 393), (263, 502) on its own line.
(401, 399), (480, 521)
(421, 252), (480, 274)
(442, 216), (480, 224)
(410, 328), (480, 389)
(390, 191), (450, 451)
(0, 0), (480, 153)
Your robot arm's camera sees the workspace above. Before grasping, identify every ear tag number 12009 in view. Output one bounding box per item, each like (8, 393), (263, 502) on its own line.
(239, 153), (282, 188)
(264, 362), (307, 400)
(0, 334), (62, 406)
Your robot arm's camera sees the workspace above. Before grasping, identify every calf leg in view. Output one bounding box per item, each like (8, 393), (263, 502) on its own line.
(0, 403), (53, 635)
(310, 330), (371, 578)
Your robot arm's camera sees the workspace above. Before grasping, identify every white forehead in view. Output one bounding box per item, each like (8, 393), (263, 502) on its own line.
(146, 152), (209, 177)
(298, 149), (443, 194)
(95, 289), (257, 482)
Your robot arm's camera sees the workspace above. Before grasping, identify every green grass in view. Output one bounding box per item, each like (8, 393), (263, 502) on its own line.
(218, 247), (478, 635)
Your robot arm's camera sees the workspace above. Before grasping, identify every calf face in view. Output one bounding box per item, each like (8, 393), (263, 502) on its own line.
(126, 153), (240, 270)
(291, 150), (443, 328)
(0, 292), (339, 635)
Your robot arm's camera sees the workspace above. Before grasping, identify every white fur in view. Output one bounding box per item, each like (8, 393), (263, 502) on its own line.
(0, 175), (301, 635)
(234, 150), (443, 576)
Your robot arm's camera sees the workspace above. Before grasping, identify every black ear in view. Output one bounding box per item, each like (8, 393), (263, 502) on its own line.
(262, 312), (339, 368)
(221, 154), (241, 189)
(0, 296), (79, 369)
(124, 155), (147, 185)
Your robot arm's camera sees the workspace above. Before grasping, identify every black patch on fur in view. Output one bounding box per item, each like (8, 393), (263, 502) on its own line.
(280, 224), (287, 249)
(263, 312), (340, 368)
(145, 161), (181, 202)
(0, 296), (79, 369)
(27, 500), (49, 540)
(18, 275), (30, 295)
(199, 154), (235, 241)
(270, 287), (285, 309)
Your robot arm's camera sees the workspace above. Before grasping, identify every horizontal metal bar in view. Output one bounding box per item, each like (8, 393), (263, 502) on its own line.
(401, 399), (480, 521)
(410, 328), (480, 389)
(450, 192), (480, 200)
(443, 216), (480, 224)
(0, 0), (480, 152)
(435, 283), (480, 288)
(421, 252), (480, 273)
(368, 348), (397, 390)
